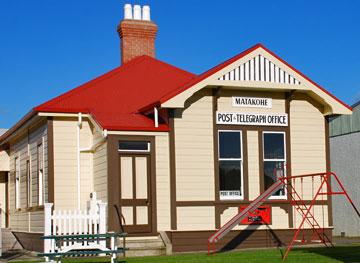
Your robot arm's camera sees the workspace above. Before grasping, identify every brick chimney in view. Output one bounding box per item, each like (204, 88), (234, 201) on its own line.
(117, 4), (158, 64)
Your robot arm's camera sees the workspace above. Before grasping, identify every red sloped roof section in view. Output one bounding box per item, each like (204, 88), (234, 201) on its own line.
(34, 55), (195, 131)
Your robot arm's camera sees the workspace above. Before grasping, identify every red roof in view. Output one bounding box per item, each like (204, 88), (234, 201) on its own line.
(34, 55), (195, 131)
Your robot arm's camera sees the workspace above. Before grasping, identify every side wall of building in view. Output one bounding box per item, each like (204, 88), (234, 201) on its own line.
(8, 121), (48, 233)
(330, 132), (360, 237)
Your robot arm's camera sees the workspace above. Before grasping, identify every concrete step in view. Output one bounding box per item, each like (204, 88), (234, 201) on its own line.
(121, 236), (166, 257)
(1, 229), (23, 252)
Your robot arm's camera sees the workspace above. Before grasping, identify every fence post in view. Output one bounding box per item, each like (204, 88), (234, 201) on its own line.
(44, 203), (53, 254)
(99, 202), (107, 247)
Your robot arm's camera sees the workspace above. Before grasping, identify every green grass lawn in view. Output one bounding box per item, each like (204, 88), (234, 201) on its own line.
(13, 244), (360, 263)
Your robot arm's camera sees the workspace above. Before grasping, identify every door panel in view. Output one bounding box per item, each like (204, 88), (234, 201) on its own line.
(122, 206), (134, 225)
(136, 206), (148, 225)
(120, 157), (133, 199)
(119, 154), (151, 234)
(135, 157), (148, 199)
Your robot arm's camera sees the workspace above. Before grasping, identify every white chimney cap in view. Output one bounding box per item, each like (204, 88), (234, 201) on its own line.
(142, 5), (151, 21)
(124, 4), (133, 19)
(133, 5), (141, 20)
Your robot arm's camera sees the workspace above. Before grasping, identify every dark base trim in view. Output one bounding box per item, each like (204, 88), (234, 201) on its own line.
(166, 228), (332, 253)
(12, 231), (44, 252)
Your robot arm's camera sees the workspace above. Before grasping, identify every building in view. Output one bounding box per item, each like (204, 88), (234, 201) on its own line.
(0, 129), (9, 229)
(0, 4), (352, 253)
(330, 101), (360, 237)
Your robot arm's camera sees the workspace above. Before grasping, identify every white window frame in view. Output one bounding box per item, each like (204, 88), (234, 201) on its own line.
(118, 141), (150, 153)
(15, 156), (20, 209)
(262, 131), (287, 200)
(218, 130), (244, 200)
(38, 141), (45, 206)
(26, 159), (31, 208)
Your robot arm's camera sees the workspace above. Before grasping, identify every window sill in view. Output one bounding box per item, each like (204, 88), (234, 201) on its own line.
(27, 205), (45, 212)
(14, 206), (44, 213)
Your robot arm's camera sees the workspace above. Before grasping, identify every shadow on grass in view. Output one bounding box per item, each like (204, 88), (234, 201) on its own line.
(219, 223), (285, 258)
(292, 245), (360, 263)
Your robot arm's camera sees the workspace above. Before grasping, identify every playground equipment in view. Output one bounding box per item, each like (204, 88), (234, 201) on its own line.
(207, 171), (360, 260)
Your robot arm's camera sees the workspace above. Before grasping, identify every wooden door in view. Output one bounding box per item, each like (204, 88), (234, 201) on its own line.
(119, 154), (152, 234)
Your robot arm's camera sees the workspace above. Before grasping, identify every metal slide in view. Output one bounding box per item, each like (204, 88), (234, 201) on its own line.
(208, 179), (285, 252)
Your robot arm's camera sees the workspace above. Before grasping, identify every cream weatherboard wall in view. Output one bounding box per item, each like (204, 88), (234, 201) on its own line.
(53, 117), (93, 210)
(247, 130), (260, 200)
(290, 96), (329, 228)
(174, 89), (215, 202)
(8, 122), (48, 233)
(93, 128), (108, 202)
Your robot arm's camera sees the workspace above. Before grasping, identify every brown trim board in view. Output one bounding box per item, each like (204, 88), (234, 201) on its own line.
(285, 92), (293, 228)
(169, 109), (177, 230)
(325, 116), (333, 227)
(5, 172), (9, 227)
(47, 117), (54, 204)
(212, 88), (221, 228)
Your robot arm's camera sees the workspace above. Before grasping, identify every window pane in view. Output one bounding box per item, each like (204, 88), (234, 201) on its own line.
(264, 161), (286, 196)
(219, 160), (241, 195)
(119, 141), (149, 151)
(264, 133), (285, 159)
(219, 132), (241, 159)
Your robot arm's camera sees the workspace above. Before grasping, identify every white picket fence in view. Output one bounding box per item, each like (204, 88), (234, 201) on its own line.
(44, 193), (107, 254)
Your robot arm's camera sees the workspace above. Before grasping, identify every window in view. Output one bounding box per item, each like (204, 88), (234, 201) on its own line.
(26, 160), (31, 207)
(38, 143), (44, 206)
(15, 157), (20, 209)
(263, 132), (286, 199)
(118, 141), (150, 152)
(218, 131), (243, 200)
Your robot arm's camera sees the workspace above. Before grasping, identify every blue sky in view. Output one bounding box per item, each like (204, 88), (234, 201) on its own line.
(0, 0), (359, 128)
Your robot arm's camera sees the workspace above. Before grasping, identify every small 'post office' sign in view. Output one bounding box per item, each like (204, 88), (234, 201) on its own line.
(232, 96), (272, 108)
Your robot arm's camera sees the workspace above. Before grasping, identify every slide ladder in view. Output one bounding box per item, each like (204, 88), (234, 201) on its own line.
(207, 172), (360, 260)
(281, 172), (360, 260)
(207, 179), (285, 254)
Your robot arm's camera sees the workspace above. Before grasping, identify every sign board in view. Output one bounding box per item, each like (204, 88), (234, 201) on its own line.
(239, 205), (271, 225)
(216, 112), (288, 127)
(232, 96), (272, 108)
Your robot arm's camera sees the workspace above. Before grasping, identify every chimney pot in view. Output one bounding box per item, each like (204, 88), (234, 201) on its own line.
(142, 6), (151, 21)
(133, 5), (141, 20)
(118, 4), (157, 64)
(124, 4), (133, 19)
